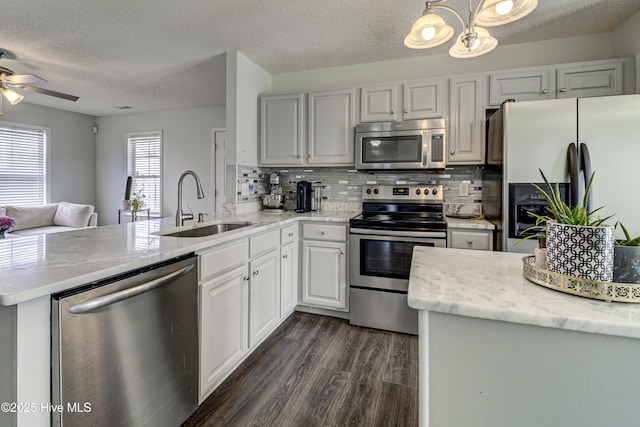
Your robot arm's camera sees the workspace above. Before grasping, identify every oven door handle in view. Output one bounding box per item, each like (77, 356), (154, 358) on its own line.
(349, 227), (446, 239)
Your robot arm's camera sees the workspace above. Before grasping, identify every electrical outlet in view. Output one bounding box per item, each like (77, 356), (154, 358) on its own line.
(459, 182), (469, 196)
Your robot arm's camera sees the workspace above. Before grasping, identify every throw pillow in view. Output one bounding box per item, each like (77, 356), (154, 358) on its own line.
(6, 204), (59, 231)
(53, 202), (95, 228)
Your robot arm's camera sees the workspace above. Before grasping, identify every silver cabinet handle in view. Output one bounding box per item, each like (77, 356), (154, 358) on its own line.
(541, 89), (549, 94)
(560, 88), (567, 93)
(68, 264), (194, 314)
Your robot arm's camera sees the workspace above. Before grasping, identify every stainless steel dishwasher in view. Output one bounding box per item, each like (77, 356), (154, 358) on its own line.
(51, 253), (198, 427)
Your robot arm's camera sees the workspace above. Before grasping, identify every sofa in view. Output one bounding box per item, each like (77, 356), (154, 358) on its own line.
(0, 202), (98, 236)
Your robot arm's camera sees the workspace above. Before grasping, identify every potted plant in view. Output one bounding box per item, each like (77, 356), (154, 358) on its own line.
(613, 222), (640, 283)
(520, 169), (615, 281)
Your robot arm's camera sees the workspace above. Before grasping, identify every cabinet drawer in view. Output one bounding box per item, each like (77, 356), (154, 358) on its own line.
(449, 230), (492, 251)
(250, 229), (280, 258)
(280, 224), (299, 245)
(199, 239), (248, 281)
(302, 223), (346, 241)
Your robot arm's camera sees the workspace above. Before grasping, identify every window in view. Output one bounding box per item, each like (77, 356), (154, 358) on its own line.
(0, 123), (48, 205)
(127, 131), (162, 216)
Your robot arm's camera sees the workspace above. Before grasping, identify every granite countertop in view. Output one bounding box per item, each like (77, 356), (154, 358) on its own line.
(445, 216), (495, 230)
(0, 210), (359, 306)
(408, 247), (640, 339)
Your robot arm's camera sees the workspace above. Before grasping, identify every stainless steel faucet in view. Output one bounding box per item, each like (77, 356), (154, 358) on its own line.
(176, 170), (205, 226)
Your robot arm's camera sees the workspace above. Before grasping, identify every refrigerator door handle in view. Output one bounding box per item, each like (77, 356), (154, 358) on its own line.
(580, 143), (593, 212)
(567, 143), (579, 209)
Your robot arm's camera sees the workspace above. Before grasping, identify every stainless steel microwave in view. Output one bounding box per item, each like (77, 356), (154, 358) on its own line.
(355, 119), (446, 170)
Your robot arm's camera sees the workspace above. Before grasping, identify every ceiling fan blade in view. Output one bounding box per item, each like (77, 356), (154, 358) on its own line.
(4, 73), (47, 85)
(20, 85), (79, 102)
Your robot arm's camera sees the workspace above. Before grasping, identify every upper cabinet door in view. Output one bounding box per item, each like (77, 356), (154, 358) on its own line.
(557, 61), (623, 99)
(307, 88), (356, 165)
(489, 68), (552, 106)
(402, 78), (445, 120)
(447, 75), (485, 165)
(260, 94), (305, 165)
(360, 84), (398, 122)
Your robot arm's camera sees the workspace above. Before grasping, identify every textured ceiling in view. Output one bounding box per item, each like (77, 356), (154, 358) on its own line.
(0, 0), (639, 116)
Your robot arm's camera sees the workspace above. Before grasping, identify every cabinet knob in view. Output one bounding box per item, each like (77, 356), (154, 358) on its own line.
(560, 88), (567, 93)
(320, 231), (325, 235)
(253, 270), (259, 276)
(296, 154), (301, 159)
(467, 240), (473, 246)
(390, 109), (395, 115)
(403, 109), (408, 113)
(541, 89), (549, 94)
(308, 154), (312, 159)
(243, 276), (250, 281)
(283, 254), (288, 259)
(340, 250), (344, 255)
(450, 149), (455, 155)
(288, 232), (294, 237)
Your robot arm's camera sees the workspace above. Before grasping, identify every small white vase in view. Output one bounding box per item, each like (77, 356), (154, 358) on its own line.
(535, 248), (547, 269)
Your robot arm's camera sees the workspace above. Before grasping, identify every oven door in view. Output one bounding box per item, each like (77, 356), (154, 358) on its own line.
(349, 228), (446, 292)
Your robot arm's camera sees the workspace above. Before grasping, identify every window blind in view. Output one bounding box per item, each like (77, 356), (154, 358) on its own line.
(127, 131), (162, 216)
(0, 124), (47, 206)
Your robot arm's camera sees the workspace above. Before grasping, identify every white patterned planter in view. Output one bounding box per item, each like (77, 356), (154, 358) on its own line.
(546, 221), (614, 282)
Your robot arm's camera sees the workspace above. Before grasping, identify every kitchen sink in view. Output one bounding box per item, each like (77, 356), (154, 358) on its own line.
(162, 222), (254, 238)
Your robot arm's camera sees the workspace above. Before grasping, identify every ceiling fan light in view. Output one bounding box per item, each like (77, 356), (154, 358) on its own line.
(404, 11), (454, 49)
(475, 0), (538, 27)
(1, 87), (24, 105)
(449, 27), (498, 58)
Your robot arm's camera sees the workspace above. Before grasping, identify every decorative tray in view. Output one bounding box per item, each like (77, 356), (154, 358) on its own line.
(522, 256), (640, 303)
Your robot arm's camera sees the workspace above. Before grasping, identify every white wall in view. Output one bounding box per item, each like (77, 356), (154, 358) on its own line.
(613, 8), (640, 91)
(0, 102), (96, 206)
(270, 33), (618, 93)
(95, 106), (225, 225)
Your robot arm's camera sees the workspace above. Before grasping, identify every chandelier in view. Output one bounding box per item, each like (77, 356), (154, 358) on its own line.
(404, 0), (538, 58)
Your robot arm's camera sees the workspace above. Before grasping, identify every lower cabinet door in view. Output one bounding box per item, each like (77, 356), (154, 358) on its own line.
(249, 250), (281, 348)
(280, 242), (298, 318)
(301, 240), (347, 310)
(199, 265), (248, 400)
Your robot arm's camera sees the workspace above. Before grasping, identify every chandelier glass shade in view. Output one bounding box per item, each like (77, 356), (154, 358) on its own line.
(404, 0), (538, 58)
(1, 86), (24, 105)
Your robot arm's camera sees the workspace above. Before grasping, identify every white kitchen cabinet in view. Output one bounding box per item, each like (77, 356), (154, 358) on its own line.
(360, 83), (398, 122)
(199, 265), (249, 400)
(447, 74), (485, 165)
(301, 223), (347, 311)
(261, 89), (355, 166)
(556, 60), (624, 99)
(307, 88), (356, 165)
(260, 93), (306, 166)
(402, 78), (445, 120)
(248, 249), (280, 348)
(360, 79), (445, 122)
(280, 242), (298, 317)
(447, 229), (493, 251)
(489, 67), (553, 105)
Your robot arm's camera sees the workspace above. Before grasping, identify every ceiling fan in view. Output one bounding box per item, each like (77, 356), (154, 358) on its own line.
(0, 51), (79, 116)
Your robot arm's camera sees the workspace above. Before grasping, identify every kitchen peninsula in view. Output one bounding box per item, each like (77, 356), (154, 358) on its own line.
(0, 210), (356, 427)
(408, 247), (640, 427)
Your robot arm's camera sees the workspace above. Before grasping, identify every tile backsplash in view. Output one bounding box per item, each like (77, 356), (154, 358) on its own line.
(232, 165), (484, 217)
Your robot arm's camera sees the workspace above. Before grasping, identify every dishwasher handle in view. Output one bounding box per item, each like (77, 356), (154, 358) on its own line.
(68, 264), (195, 314)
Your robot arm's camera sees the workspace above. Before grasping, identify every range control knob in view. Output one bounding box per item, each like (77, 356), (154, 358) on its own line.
(424, 188), (430, 195)
(366, 188), (372, 195)
(373, 188), (379, 195)
(415, 189), (421, 195)
(432, 188), (438, 195)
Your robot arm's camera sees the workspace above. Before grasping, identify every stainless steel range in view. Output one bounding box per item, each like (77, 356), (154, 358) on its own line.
(349, 184), (446, 335)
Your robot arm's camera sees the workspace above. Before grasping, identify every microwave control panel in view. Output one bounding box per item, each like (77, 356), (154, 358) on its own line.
(362, 185), (443, 202)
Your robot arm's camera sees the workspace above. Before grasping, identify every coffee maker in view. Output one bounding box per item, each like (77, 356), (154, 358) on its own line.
(296, 181), (312, 212)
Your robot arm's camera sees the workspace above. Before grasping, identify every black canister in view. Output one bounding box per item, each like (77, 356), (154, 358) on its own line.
(296, 181), (312, 212)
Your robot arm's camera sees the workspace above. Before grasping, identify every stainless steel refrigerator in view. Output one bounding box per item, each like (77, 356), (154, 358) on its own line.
(500, 94), (640, 253)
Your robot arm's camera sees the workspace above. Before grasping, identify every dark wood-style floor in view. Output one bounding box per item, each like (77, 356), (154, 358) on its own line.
(183, 311), (418, 427)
